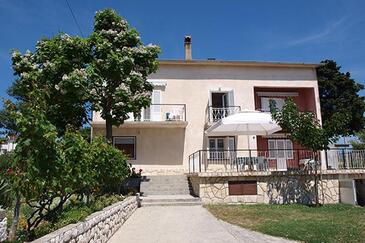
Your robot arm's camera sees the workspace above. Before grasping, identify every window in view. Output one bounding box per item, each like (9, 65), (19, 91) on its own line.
(268, 139), (293, 159)
(208, 137), (225, 159)
(261, 97), (285, 112)
(228, 181), (257, 195)
(208, 137), (236, 159)
(113, 137), (136, 159)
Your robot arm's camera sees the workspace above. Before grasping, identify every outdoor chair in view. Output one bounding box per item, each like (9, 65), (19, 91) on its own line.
(257, 156), (268, 171)
(299, 158), (316, 170)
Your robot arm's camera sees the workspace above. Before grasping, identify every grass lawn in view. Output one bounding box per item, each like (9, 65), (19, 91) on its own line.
(205, 204), (365, 243)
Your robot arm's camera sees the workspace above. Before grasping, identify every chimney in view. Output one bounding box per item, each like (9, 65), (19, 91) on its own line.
(184, 36), (192, 60)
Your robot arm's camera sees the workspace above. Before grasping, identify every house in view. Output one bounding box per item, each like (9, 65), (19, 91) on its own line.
(0, 136), (16, 155)
(91, 36), (365, 205)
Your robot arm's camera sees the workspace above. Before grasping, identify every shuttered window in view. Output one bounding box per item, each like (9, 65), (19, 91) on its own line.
(113, 137), (136, 160)
(228, 181), (257, 195)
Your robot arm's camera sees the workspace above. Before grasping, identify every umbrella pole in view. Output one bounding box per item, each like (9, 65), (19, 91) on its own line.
(247, 135), (253, 170)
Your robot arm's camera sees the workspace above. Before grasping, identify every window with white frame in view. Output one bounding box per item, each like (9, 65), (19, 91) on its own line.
(261, 97), (285, 112)
(113, 137), (136, 159)
(268, 139), (293, 159)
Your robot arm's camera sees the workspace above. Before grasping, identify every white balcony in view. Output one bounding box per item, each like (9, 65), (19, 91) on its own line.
(207, 106), (241, 123)
(91, 104), (187, 128)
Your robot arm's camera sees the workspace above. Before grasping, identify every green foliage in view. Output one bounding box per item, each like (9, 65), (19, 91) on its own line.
(0, 8), (147, 239)
(317, 60), (365, 136)
(271, 99), (340, 151)
(79, 127), (91, 142)
(0, 179), (12, 208)
(91, 137), (129, 193)
(0, 153), (15, 209)
(3, 97), (128, 235)
(88, 9), (161, 140)
(8, 33), (91, 135)
(15, 195), (125, 240)
(0, 107), (18, 137)
(5, 97), (58, 201)
(351, 130), (365, 150)
(0, 152), (13, 173)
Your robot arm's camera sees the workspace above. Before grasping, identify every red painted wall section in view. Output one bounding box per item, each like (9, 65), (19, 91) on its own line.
(256, 136), (311, 169)
(253, 87), (316, 169)
(254, 87), (316, 113)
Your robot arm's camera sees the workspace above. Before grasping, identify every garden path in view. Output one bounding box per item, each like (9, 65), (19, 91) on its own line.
(108, 205), (296, 243)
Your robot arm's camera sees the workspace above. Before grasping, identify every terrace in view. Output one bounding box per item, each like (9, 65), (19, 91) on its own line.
(188, 149), (365, 174)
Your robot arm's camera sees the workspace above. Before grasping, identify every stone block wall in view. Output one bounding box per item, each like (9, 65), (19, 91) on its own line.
(0, 209), (7, 242)
(189, 174), (340, 205)
(31, 196), (138, 243)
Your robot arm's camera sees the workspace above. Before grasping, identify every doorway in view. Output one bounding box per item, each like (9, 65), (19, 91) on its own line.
(211, 92), (228, 108)
(210, 91), (234, 122)
(356, 179), (365, 206)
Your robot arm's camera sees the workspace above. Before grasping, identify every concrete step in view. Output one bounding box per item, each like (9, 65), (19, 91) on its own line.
(140, 175), (192, 196)
(143, 191), (190, 196)
(141, 186), (189, 190)
(142, 201), (202, 207)
(140, 195), (201, 207)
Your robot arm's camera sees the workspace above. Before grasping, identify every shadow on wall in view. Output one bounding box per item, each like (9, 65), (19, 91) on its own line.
(137, 128), (186, 166)
(266, 174), (316, 205)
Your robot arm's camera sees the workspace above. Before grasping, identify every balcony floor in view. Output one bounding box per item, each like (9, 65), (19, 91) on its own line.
(91, 120), (188, 128)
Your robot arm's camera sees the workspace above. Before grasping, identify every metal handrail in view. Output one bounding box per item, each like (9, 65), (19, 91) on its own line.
(188, 149), (365, 173)
(130, 103), (186, 122)
(207, 106), (241, 123)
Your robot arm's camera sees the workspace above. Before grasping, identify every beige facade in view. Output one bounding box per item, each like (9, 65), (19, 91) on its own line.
(91, 60), (321, 175)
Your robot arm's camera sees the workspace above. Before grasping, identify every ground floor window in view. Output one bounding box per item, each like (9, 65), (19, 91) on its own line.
(208, 137), (235, 159)
(228, 181), (257, 195)
(113, 136), (136, 160)
(268, 139), (293, 159)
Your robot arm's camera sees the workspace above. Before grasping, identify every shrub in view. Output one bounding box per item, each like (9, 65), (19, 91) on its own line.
(0, 153), (14, 209)
(91, 137), (129, 194)
(0, 179), (12, 208)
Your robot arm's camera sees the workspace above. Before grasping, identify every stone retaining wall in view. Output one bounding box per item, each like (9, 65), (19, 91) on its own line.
(0, 209), (6, 242)
(32, 196), (139, 243)
(189, 174), (340, 204)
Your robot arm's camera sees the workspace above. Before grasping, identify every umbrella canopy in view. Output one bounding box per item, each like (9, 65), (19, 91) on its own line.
(205, 110), (281, 136)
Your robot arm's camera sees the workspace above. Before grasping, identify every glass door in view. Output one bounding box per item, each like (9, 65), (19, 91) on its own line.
(209, 138), (224, 159)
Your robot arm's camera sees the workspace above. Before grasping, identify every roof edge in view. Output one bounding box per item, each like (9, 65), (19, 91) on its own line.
(158, 59), (320, 68)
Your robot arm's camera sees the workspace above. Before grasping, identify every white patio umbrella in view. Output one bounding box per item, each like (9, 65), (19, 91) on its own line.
(205, 110), (281, 149)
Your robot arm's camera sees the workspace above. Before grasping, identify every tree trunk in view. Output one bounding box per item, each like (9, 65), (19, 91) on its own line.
(105, 116), (113, 142)
(8, 195), (21, 241)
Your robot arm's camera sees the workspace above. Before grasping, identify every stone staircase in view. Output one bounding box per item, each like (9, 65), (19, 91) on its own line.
(139, 175), (201, 206)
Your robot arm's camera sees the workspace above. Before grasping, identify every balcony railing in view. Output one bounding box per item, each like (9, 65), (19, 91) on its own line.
(127, 104), (186, 122)
(188, 149), (365, 173)
(207, 106), (241, 123)
(326, 149), (365, 170)
(189, 149), (317, 173)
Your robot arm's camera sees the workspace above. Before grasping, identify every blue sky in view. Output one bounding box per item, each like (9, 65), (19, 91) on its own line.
(0, 0), (364, 98)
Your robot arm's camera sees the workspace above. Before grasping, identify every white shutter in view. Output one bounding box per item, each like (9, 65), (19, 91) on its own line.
(261, 97), (270, 112)
(228, 90), (234, 107)
(151, 90), (161, 121)
(228, 137), (235, 151)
